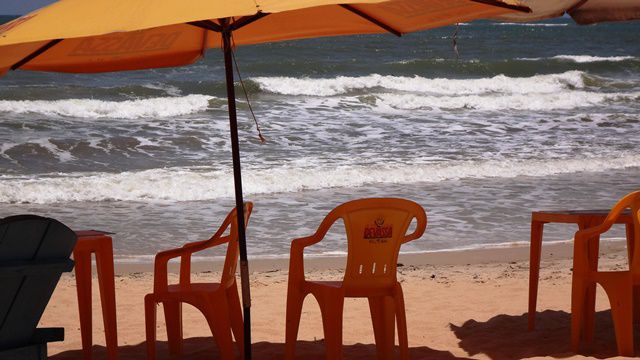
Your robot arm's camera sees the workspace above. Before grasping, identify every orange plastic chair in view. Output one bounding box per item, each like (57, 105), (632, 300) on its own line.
(571, 191), (640, 356)
(285, 198), (427, 360)
(144, 203), (252, 360)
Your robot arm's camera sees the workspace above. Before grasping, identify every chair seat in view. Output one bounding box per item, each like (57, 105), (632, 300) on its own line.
(593, 270), (631, 279)
(151, 283), (227, 304)
(305, 280), (342, 288)
(303, 280), (396, 298)
(167, 282), (223, 293)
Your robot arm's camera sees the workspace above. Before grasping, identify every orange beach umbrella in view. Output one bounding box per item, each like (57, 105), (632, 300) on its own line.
(493, 0), (640, 24)
(0, 0), (531, 75)
(0, 0), (531, 357)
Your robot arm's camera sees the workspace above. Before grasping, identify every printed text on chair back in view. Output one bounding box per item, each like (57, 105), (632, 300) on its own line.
(340, 199), (426, 295)
(0, 215), (76, 349)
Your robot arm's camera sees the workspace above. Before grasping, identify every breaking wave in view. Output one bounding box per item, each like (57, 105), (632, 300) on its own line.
(371, 91), (640, 111)
(518, 55), (636, 63)
(492, 22), (569, 27)
(252, 71), (639, 111)
(252, 71), (587, 96)
(0, 94), (215, 119)
(2, 155), (639, 204)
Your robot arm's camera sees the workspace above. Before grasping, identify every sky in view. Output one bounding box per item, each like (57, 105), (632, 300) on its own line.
(1, 0), (56, 15)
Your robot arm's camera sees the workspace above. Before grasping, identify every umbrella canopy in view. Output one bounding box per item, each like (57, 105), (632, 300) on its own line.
(493, 0), (640, 24)
(0, 0), (531, 358)
(0, 0), (529, 75)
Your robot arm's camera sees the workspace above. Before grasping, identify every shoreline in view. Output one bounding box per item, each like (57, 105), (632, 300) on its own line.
(110, 238), (627, 275)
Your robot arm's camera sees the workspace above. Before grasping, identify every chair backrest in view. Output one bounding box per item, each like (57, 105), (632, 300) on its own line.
(327, 198), (427, 295)
(598, 191), (640, 273)
(620, 192), (640, 273)
(0, 215), (76, 349)
(220, 202), (253, 287)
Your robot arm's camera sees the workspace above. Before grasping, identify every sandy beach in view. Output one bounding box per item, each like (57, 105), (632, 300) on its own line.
(42, 240), (633, 359)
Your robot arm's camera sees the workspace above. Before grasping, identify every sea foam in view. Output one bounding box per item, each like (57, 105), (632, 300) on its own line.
(372, 91), (640, 111)
(252, 71), (587, 96)
(492, 22), (569, 27)
(518, 55), (636, 63)
(2, 154), (639, 204)
(0, 94), (214, 119)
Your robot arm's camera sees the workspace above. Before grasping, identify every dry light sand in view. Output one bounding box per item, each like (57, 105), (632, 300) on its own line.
(42, 240), (637, 359)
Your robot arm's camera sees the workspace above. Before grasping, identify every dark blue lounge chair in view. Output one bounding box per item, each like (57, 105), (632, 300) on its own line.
(0, 215), (76, 359)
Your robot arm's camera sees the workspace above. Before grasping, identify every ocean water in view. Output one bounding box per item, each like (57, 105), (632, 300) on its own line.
(1, 16), (639, 261)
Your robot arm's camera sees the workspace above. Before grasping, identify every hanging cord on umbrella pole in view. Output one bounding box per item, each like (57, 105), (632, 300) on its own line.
(452, 23), (460, 61)
(231, 35), (266, 143)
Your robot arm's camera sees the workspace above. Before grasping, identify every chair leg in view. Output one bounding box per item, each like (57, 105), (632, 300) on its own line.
(626, 222), (635, 264)
(144, 295), (157, 360)
(571, 274), (587, 352)
(600, 278), (634, 357)
(394, 285), (409, 360)
(285, 289), (306, 360)
(317, 293), (344, 360)
(583, 235), (601, 343)
(227, 283), (244, 358)
(626, 223), (640, 324)
(203, 296), (236, 360)
(95, 245), (119, 360)
(74, 250), (93, 360)
(528, 220), (544, 330)
(634, 286), (640, 324)
(583, 284), (597, 344)
(368, 296), (395, 360)
(163, 300), (183, 355)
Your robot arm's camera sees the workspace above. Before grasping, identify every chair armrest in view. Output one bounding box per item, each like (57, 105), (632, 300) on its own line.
(153, 203), (251, 292)
(573, 230), (592, 253)
(575, 221), (612, 240)
(179, 241), (205, 285)
(288, 234), (326, 284)
(572, 217), (617, 273)
(291, 235), (321, 250)
(182, 239), (209, 249)
(576, 202), (637, 240)
(178, 239), (218, 285)
(156, 236), (233, 292)
(573, 207), (630, 250)
(403, 211), (428, 244)
(153, 247), (192, 293)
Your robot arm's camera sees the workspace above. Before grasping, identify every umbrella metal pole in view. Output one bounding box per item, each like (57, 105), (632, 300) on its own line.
(222, 28), (252, 359)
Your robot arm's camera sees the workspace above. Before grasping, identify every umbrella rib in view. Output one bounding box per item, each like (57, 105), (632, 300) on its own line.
(339, 4), (402, 37)
(469, 0), (532, 13)
(188, 20), (223, 32)
(230, 12), (270, 31)
(11, 39), (63, 70)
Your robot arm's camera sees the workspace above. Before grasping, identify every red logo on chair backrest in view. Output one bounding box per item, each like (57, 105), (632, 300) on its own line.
(364, 217), (393, 243)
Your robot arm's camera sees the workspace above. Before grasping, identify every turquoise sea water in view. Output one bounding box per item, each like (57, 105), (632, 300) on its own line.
(1, 16), (639, 260)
